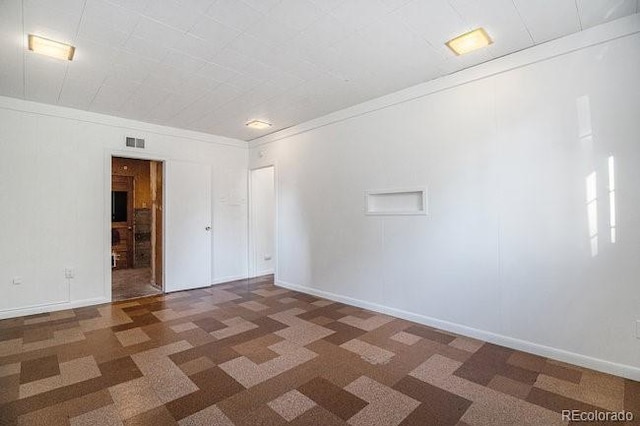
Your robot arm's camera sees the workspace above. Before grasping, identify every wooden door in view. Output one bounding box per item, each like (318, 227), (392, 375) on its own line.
(112, 175), (134, 269)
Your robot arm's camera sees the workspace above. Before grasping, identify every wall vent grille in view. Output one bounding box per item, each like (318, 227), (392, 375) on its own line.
(125, 137), (145, 149)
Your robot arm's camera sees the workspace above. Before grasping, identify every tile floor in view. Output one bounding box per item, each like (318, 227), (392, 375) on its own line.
(0, 275), (638, 425)
(112, 268), (161, 302)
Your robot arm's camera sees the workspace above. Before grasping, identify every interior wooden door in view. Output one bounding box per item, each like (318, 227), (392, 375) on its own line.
(111, 175), (134, 269)
(164, 161), (212, 292)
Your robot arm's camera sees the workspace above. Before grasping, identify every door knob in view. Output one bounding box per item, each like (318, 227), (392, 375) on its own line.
(205, 226), (211, 231)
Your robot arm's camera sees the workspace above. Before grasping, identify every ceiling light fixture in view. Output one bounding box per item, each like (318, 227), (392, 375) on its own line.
(246, 120), (272, 130)
(28, 34), (76, 61)
(445, 28), (492, 56)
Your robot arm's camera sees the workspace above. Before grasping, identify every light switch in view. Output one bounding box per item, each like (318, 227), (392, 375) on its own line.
(65, 268), (75, 279)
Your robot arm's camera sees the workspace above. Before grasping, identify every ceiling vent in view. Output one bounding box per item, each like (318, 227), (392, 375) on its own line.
(125, 137), (145, 149)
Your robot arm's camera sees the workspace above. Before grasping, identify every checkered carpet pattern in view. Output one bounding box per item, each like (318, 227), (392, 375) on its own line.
(1, 276), (638, 425)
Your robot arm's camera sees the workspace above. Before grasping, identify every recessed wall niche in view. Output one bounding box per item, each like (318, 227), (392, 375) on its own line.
(365, 188), (427, 216)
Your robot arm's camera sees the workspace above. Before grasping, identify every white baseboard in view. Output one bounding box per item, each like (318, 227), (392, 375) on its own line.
(212, 274), (249, 285)
(0, 297), (110, 320)
(255, 269), (274, 277)
(0, 274), (248, 319)
(276, 280), (640, 381)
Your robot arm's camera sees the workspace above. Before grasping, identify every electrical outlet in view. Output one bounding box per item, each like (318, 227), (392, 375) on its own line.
(64, 268), (75, 279)
(12, 277), (22, 285)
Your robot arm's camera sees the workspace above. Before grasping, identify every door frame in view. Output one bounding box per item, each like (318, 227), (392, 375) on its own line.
(248, 164), (277, 279)
(103, 148), (168, 302)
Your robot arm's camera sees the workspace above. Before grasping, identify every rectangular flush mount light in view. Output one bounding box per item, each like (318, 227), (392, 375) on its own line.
(28, 34), (75, 61)
(246, 120), (271, 130)
(446, 28), (492, 56)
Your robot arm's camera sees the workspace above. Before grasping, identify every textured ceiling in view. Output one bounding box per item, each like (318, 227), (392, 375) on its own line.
(0, 0), (637, 141)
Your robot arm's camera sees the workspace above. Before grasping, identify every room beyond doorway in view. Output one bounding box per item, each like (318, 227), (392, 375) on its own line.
(111, 157), (163, 301)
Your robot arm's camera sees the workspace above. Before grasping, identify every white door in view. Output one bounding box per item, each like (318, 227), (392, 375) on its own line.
(250, 167), (275, 277)
(165, 161), (212, 292)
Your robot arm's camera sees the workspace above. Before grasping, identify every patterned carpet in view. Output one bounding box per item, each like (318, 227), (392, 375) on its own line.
(0, 275), (637, 425)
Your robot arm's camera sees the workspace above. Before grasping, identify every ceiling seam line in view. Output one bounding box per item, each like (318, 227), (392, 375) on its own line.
(57, 0), (87, 105)
(574, 0), (583, 31)
(86, 75), (109, 110)
(511, 0), (535, 44)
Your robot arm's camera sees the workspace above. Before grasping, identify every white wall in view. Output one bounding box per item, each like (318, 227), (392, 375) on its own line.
(250, 15), (640, 379)
(250, 166), (275, 276)
(0, 97), (248, 318)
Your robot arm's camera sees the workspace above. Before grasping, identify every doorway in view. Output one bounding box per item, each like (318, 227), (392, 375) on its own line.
(249, 166), (275, 278)
(111, 157), (163, 301)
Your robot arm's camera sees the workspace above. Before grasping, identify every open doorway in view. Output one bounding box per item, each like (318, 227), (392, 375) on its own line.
(249, 166), (275, 278)
(111, 157), (163, 301)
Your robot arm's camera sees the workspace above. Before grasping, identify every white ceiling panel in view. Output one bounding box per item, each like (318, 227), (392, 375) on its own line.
(1, 0), (636, 140)
(292, 14), (353, 50)
(188, 16), (240, 46)
(205, 0), (264, 31)
(143, 0), (213, 32)
(225, 33), (280, 66)
(89, 83), (139, 115)
(513, 0), (580, 43)
(57, 37), (116, 109)
(576, 0), (637, 29)
(393, 0), (467, 58)
(131, 16), (184, 48)
(143, 65), (192, 94)
(167, 102), (212, 129)
(57, 72), (105, 110)
(160, 50), (208, 75)
(122, 35), (169, 62)
(171, 33), (223, 62)
(196, 62), (241, 84)
(118, 84), (171, 120)
(77, 0), (140, 47)
(0, 0), (25, 99)
(0, 42), (24, 99)
(167, 90), (226, 128)
(327, 0), (391, 31)
(107, 52), (157, 85)
(239, 0), (282, 14)
(257, 51), (325, 81)
(145, 92), (203, 123)
(244, 16), (300, 46)
(104, 0), (150, 14)
(266, 0), (325, 32)
(24, 54), (68, 104)
(23, 0), (84, 47)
